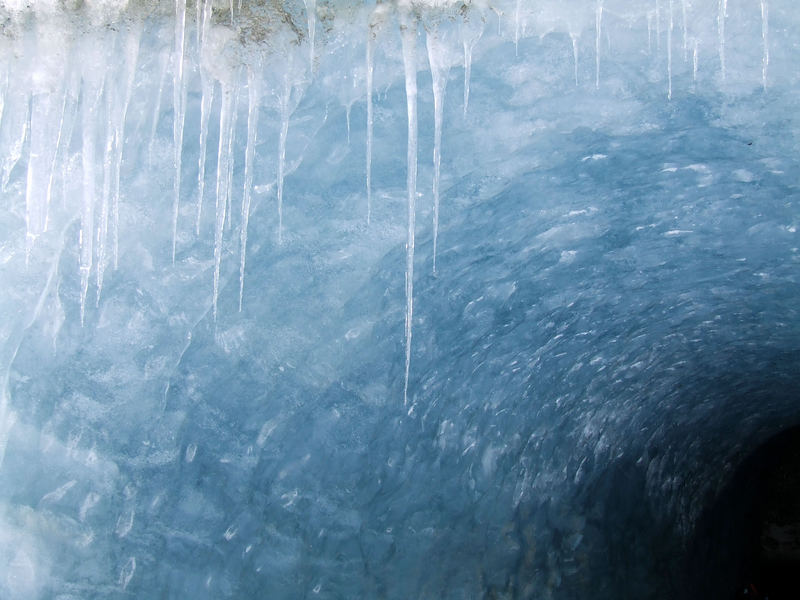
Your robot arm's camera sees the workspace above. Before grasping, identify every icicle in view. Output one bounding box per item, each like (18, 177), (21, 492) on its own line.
(655, 0), (661, 52)
(426, 24), (449, 276)
(195, 0), (201, 53)
(1, 84), (29, 192)
(693, 39), (699, 83)
(399, 8), (418, 406)
(57, 70), (80, 210)
(79, 46), (105, 326)
(213, 81), (236, 321)
(195, 0), (215, 233)
(239, 64), (261, 312)
(462, 41), (472, 113)
(667, 0), (673, 100)
(458, 11), (482, 117)
(514, 0), (521, 56)
(25, 40), (64, 254)
(277, 60), (292, 245)
(761, 0), (769, 91)
(570, 34), (579, 86)
(681, 0), (688, 61)
(172, 0), (187, 264)
(196, 79), (215, 233)
(112, 23), (142, 270)
(304, 0), (317, 70)
(0, 65), (6, 132)
(97, 70), (115, 304)
(717, 0), (727, 81)
(647, 12), (653, 54)
(366, 30), (375, 224)
(224, 73), (240, 233)
(595, 0), (603, 89)
(147, 50), (170, 165)
(98, 22), (141, 299)
(24, 95), (58, 254)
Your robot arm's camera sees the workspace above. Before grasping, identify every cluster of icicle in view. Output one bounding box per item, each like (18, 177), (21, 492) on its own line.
(0, 0), (772, 405)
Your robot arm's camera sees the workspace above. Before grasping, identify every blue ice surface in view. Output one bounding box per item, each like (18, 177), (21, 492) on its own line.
(1, 4), (800, 599)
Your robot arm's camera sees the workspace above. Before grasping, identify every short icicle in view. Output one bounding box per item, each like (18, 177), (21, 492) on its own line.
(399, 6), (418, 407)
(760, 0), (769, 90)
(571, 34), (579, 86)
(213, 80), (236, 321)
(460, 12), (482, 116)
(426, 23), (449, 276)
(304, 0), (317, 70)
(171, 0), (187, 264)
(239, 63), (261, 311)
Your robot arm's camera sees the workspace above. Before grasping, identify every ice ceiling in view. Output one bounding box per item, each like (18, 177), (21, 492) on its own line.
(0, 0), (799, 598)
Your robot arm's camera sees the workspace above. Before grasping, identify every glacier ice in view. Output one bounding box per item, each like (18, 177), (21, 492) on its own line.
(0, 0), (799, 598)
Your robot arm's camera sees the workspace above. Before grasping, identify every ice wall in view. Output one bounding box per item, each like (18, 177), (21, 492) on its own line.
(0, 1), (799, 598)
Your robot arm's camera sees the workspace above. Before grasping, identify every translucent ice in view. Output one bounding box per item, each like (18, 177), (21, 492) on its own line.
(0, 2), (798, 599)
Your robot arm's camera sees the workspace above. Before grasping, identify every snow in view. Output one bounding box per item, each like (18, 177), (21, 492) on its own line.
(0, 0), (799, 598)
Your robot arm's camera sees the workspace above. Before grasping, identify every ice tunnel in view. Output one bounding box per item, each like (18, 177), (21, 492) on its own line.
(0, 0), (799, 598)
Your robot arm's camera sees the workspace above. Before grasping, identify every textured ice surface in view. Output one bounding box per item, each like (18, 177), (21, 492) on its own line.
(0, 1), (799, 598)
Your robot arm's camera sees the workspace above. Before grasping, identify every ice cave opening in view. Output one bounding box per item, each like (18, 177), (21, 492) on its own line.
(0, 0), (799, 598)
(689, 425), (800, 599)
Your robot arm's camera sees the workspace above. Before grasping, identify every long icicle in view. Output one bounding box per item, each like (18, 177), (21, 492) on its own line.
(79, 44), (105, 325)
(97, 63), (115, 304)
(195, 0), (214, 233)
(366, 28), (375, 224)
(595, 0), (603, 89)
(463, 39), (473, 114)
(667, 0), (673, 100)
(426, 23), (448, 276)
(112, 21), (142, 270)
(681, 0), (688, 61)
(171, 0), (187, 263)
(399, 7), (417, 407)
(761, 0), (769, 90)
(240, 64), (261, 311)
(213, 80), (236, 321)
(717, 0), (727, 81)
(25, 40), (63, 256)
(277, 57), (292, 245)
(147, 50), (169, 166)
(224, 74), (240, 233)
(196, 78), (215, 233)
